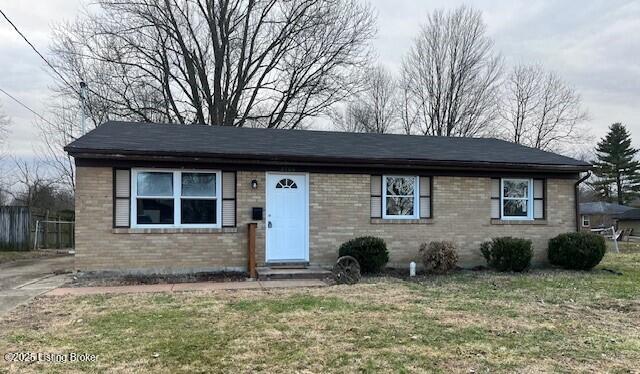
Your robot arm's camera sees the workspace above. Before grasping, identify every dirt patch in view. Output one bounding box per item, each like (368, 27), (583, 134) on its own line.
(0, 250), (69, 265)
(71, 271), (248, 287)
(369, 266), (495, 282)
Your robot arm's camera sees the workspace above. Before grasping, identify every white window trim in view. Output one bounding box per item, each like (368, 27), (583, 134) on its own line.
(582, 215), (590, 227)
(131, 168), (222, 229)
(382, 175), (419, 220)
(500, 178), (534, 221)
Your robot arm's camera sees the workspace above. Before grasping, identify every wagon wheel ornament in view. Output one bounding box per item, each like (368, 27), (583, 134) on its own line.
(332, 256), (361, 285)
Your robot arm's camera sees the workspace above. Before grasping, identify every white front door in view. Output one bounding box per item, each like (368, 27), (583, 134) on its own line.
(266, 173), (309, 262)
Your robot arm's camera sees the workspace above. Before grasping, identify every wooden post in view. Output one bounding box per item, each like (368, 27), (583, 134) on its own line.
(43, 210), (49, 249)
(57, 215), (62, 249)
(247, 223), (257, 278)
(33, 220), (39, 250)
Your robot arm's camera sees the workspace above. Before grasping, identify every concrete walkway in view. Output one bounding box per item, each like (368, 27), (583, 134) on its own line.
(0, 256), (73, 315)
(46, 279), (327, 296)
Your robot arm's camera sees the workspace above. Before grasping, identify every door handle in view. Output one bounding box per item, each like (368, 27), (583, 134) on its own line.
(268, 221), (272, 228)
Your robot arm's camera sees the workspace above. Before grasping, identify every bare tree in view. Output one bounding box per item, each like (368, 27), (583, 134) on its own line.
(0, 103), (11, 203)
(499, 65), (540, 145)
(330, 65), (397, 133)
(357, 65), (398, 134)
(8, 159), (61, 209)
(50, 0), (376, 130)
(0, 188), (9, 206)
(398, 73), (418, 135)
(329, 103), (364, 133)
(35, 99), (90, 190)
(0, 102), (9, 157)
(499, 64), (588, 151)
(400, 6), (501, 137)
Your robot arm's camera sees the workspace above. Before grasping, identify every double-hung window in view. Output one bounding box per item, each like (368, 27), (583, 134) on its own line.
(131, 169), (221, 228)
(383, 176), (419, 219)
(492, 178), (545, 220)
(135, 172), (175, 225)
(501, 178), (532, 219)
(180, 173), (217, 224)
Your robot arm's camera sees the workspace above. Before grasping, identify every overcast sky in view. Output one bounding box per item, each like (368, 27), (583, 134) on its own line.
(1, 0), (639, 159)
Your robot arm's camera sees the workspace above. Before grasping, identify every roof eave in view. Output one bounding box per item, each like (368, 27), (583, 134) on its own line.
(65, 148), (592, 173)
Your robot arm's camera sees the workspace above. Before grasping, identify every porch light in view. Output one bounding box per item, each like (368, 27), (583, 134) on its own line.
(251, 179), (258, 189)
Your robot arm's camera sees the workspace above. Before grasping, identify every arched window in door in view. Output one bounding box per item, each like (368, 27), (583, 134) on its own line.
(275, 178), (298, 189)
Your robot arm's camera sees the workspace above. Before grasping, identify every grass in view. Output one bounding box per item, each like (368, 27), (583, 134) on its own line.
(1, 249), (640, 373)
(0, 250), (62, 265)
(609, 240), (640, 253)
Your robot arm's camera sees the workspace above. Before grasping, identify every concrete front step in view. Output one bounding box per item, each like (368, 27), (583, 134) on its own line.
(256, 266), (332, 281)
(267, 262), (309, 269)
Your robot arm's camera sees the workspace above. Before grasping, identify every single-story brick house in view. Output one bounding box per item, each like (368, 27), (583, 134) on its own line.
(614, 209), (640, 235)
(65, 121), (591, 274)
(578, 202), (633, 230)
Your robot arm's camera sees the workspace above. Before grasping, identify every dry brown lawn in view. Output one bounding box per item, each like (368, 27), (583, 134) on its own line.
(0, 251), (63, 265)
(1, 249), (640, 373)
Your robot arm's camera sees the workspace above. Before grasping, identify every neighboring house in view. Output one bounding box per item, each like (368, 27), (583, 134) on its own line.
(579, 202), (633, 230)
(64, 121), (591, 274)
(614, 209), (640, 235)
(625, 197), (640, 209)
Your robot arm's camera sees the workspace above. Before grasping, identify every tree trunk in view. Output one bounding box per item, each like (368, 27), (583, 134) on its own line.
(617, 173), (623, 205)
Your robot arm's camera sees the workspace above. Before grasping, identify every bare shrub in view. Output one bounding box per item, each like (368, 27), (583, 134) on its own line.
(419, 241), (458, 274)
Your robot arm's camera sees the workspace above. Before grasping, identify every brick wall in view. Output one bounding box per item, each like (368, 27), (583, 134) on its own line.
(75, 167), (576, 272)
(75, 167), (265, 273)
(309, 174), (576, 267)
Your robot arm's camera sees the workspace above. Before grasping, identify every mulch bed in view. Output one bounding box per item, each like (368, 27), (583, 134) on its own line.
(370, 265), (487, 280)
(70, 271), (248, 287)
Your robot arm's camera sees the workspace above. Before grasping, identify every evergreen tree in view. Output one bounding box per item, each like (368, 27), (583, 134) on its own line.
(591, 123), (640, 204)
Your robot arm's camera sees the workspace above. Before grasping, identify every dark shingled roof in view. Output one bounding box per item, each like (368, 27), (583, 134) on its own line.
(65, 121), (591, 171)
(616, 208), (640, 221)
(580, 202), (633, 215)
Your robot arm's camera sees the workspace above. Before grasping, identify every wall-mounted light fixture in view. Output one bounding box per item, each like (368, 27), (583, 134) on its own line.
(251, 179), (258, 189)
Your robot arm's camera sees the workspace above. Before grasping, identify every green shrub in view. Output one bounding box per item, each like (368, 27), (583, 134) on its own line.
(338, 236), (389, 273)
(419, 241), (458, 274)
(480, 237), (533, 272)
(548, 232), (606, 270)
